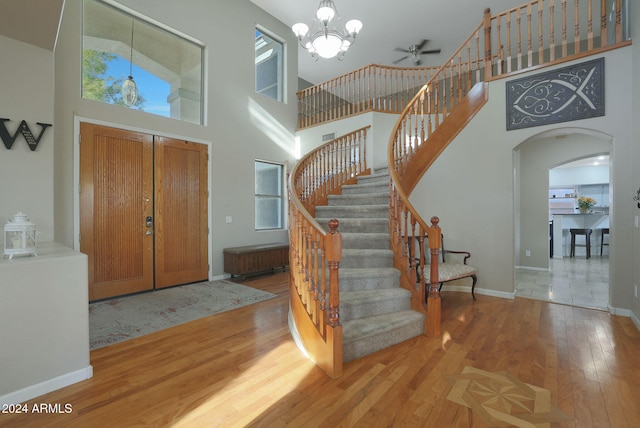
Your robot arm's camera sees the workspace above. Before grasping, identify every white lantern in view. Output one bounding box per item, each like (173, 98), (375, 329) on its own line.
(3, 212), (37, 259)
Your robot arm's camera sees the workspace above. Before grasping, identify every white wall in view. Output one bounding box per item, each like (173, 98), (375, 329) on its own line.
(54, 0), (299, 277)
(550, 163), (610, 186)
(0, 35), (91, 405)
(632, 0), (640, 324)
(296, 112), (400, 171)
(0, 35), (54, 241)
(410, 49), (635, 313)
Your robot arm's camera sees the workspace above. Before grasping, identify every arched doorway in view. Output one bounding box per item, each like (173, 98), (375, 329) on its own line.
(513, 128), (612, 310)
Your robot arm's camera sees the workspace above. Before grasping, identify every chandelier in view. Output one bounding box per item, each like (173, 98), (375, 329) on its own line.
(292, 0), (363, 61)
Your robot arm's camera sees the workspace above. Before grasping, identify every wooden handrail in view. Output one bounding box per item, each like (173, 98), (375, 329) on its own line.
(387, 0), (628, 337)
(288, 126), (370, 378)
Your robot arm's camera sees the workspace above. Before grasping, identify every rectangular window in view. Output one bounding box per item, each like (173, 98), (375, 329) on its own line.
(255, 160), (284, 230)
(82, 0), (204, 124)
(255, 28), (284, 102)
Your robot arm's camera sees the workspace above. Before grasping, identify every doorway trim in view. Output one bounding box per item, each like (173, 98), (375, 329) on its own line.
(73, 115), (213, 281)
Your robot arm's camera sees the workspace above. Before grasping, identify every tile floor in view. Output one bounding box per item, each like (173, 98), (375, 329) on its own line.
(516, 255), (609, 311)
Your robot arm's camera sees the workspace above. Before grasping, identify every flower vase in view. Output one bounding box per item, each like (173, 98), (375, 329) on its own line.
(579, 206), (588, 214)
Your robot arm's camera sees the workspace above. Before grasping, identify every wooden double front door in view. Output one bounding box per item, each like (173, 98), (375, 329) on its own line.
(80, 123), (209, 301)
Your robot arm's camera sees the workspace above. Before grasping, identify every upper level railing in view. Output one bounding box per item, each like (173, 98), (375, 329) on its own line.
(296, 64), (439, 129)
(388, 0), (629, 336)
(288, 126), (370, 378)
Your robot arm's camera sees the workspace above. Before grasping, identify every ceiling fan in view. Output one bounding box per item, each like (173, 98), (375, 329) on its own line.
(393, 39), (441, 65)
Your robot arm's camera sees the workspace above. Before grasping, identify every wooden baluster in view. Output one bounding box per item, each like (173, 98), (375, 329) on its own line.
(496, 15), (503, 76)
(538, 0), (544, 64)
(527, 4), (533, 66)
(600, 0), (607, 47)
(466, 43), (473, 89)
(426, 216), (441, 337)
(326, 219), (341, 328)
(574, 0), (581, 54)
(550, 0), (556, 60)
(384, 67), (389, 111)
(368, 65), (373, 111)
(457, 55), (463, 103)
(562, 0), (568, 57)
(506, 13), (512, 73)
(587, 0), (593, 50)
(408, 218), (417, 284)
(517, 7), (523, 70)
(616, 0), (622, 44)
(483, 7), (492, 79)
(433, 80), (440, 129)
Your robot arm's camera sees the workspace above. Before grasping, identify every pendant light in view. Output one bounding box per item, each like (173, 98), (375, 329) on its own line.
(122, 19), (138, 106)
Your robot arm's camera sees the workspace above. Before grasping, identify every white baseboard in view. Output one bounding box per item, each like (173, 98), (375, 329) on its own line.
(443, 285), (516, 300)
(0, 366), (93, 406)
(515, 265), (549, 272)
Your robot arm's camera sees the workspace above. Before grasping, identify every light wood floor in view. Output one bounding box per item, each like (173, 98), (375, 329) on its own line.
(2, 272), (640, 427)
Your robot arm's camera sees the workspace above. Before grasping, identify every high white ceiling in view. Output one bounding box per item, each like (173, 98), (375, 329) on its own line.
(2, 0), (542, 85)
(0, 0), (64, 51)
(251, 0), (529, 84)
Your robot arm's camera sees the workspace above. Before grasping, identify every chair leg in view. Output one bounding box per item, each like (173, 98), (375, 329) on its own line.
(471, 274), (477, 300)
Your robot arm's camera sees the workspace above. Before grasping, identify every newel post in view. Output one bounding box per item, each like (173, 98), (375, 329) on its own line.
(326, 219), (342, 327)
(426, 216), (442, 337)
(483, 7), (493, 79)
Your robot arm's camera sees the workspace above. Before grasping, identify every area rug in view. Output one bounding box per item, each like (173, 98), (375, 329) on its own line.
(89, 280), (276, 350)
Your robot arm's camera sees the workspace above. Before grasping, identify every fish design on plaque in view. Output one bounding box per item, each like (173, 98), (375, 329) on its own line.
(506, 58), (604, 130)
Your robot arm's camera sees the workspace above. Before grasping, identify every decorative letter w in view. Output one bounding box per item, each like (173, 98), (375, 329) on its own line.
(0, 118), (52, 151)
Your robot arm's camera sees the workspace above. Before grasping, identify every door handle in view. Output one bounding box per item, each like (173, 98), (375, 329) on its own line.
(146, 230), (153, 235)
(146, 216), (153, 227)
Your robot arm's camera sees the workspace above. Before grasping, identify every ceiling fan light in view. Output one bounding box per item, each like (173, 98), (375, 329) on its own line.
(345, 19), (363, 35)
(292, 23), (309, 38)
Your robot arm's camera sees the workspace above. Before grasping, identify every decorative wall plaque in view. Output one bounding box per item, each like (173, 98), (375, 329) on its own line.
(506, 58), (604, 131)
(0, 118), (52, 151)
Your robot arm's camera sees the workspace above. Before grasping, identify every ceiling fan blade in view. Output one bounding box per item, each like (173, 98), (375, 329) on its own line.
(394, 47), (410, 53)
(415, 39), (429, 51)
(393, 56), (409, 64)
(420, 49), (442, 54)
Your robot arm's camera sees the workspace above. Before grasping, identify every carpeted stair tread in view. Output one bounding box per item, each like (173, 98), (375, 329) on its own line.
(340, 248), (394, 269)
(340, 288), (411, 320)
(315, 204), (388, 218)
(341, 182), (389, 195)
(338, 268), (400, 291)
(316, 218), (388, 233)
(327, 192), (389, 206)
(342, 310), (425, 362)
(341, 232), (389, 249)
